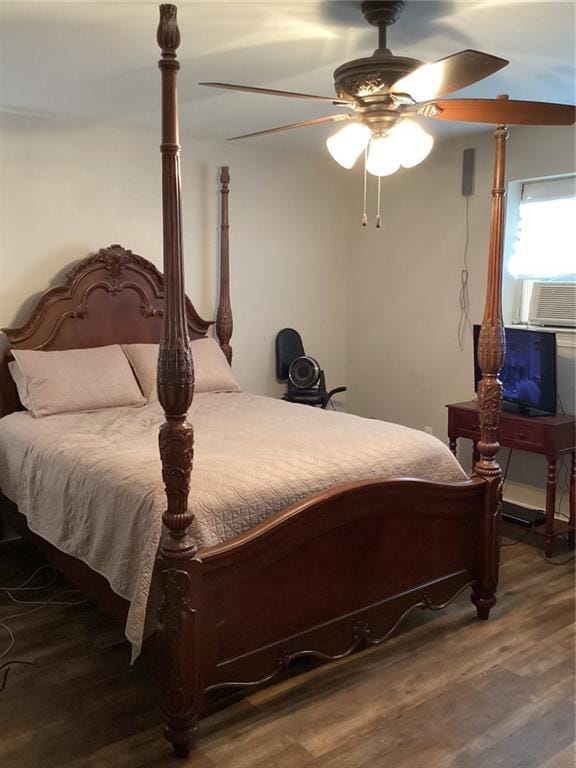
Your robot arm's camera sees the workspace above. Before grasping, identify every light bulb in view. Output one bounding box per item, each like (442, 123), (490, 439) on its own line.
(365, 135), (400, 177)
(390, 120), (434, 168)
(326, 122), (371, 169)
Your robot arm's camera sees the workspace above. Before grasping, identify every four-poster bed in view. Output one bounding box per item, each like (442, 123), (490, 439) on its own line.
(0, 4), (573, 760)
(155, 7), (503, 755)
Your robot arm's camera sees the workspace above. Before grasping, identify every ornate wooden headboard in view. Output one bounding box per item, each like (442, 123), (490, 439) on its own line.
(0, 164), (233, 419)
(0, 243), (212, 417)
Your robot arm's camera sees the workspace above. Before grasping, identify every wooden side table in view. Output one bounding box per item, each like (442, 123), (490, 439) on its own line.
(447, 400), (575, 557)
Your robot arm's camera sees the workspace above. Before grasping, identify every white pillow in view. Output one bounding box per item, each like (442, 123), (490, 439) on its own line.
(11, 345), (146, 417)
(122, 338), (241, 402)
(8, 360), (32, 410)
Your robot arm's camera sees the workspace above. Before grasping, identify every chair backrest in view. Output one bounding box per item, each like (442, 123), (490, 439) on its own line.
(275, 328), (305, 381)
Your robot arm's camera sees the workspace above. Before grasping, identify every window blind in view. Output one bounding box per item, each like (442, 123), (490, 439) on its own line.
(508, 175), (576, 282)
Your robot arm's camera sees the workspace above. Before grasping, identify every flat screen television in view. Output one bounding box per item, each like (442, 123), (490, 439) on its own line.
(473, 325), (557, 416)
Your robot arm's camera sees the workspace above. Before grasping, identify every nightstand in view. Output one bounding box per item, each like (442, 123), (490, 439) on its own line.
(447, 400), (575, 557)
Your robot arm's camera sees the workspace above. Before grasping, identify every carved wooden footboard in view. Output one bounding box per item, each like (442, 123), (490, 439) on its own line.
(200, 478), (487, 688)
(155, 475), (491, 757)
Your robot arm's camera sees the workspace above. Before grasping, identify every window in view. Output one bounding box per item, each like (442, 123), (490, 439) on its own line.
(506, 176), (576, 330)
(508, 177), (575, 282)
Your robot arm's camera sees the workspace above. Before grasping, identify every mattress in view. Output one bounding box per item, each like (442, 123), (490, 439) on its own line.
(0, 393), (467, 657)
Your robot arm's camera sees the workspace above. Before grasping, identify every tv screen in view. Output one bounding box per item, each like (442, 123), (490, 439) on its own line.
(473, 326), (557, 415)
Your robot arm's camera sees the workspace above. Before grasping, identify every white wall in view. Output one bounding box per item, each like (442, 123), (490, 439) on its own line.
(2, 113), (574, 517)
(346, 124), (575, 517)
(0, 113), (352, 399)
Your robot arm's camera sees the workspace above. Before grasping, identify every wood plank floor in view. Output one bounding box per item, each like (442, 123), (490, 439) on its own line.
(0, 527), (574, 768)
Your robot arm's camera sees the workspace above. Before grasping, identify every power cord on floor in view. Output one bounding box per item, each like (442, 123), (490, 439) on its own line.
(0, 565), (86, 694)
(0, 564), (58, 592)
(501, 522), (536, 547)
(0, 660), (36, 693)
(539, 550), (575, 566)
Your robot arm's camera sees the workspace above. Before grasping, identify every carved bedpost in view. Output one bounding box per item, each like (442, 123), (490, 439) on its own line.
(156, 5), (202, 758)
(216, 166), (233, 364)
(472, 97), (509, 621)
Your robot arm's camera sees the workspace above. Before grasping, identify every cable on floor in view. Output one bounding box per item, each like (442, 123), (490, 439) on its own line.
(538, 550), (575, 566)
(0, 660), (36, 694)
(501, 522), (535, 547)
(0, 566), (86, 694)
(0, 564), (57, 592)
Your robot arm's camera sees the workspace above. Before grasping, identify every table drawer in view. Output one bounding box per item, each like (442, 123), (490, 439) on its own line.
(452, 409), (480, 436)
(500, 421), (545, 451)
(451, 410), (547, 452)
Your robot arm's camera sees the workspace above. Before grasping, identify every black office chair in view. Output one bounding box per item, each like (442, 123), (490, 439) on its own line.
(275, 328), (347, 409)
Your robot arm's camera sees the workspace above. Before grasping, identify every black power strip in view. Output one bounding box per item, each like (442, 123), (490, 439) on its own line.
(501, 500), (546, 528)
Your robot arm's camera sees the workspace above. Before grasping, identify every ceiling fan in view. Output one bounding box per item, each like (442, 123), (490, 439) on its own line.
(200, 0), (575, 169)
(200, 0), (575, 224)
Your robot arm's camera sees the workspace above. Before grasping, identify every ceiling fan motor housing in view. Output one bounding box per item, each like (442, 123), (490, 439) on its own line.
(333, 54), (422, 103)
(335, 1), (420, 103)
(361, 1), (406, 28)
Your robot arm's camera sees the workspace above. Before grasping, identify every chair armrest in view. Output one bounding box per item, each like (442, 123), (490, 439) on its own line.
(327, 387), (347, 398)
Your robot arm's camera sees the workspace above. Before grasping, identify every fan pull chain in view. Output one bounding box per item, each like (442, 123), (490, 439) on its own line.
(375, 175), (382, 229)
(362, 147), (368, 227)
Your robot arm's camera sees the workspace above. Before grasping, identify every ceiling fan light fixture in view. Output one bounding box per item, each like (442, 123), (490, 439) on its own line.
(326, 122), (371, 169)
(366, 134), (400, 177)
(390, 120), (434, 168)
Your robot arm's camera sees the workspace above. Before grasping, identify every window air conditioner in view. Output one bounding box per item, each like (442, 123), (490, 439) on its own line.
(528, 282), (576, 328)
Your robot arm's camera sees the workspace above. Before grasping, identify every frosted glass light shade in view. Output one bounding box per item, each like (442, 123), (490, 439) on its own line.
(391, 120), (434, 168)
(326, 123), (370, 169)
(366, 135), (400, 177)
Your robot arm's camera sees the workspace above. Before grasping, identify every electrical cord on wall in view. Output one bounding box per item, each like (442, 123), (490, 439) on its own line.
(458, 195), (473, 351)
(0, 565), (86, 694)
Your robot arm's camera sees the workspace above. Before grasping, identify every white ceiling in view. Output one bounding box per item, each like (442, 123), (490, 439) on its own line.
(1, 1), (575, 151)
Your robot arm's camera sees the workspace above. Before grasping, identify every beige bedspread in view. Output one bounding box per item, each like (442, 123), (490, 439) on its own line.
(0, 393), (467, 657)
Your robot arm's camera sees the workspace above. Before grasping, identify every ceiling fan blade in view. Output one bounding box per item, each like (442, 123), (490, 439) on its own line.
(228, 115), (351, 141)
(415, 98), (576, 125)
(199, 82), (352, 106)
(390, 50), (508, 102)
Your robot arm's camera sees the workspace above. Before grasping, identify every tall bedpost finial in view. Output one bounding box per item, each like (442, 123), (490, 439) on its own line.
(157, 4), (181, 56)
(156, 4), (202, 759)
(472, 98), (508, 621)
(216, 166), (233, 364)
